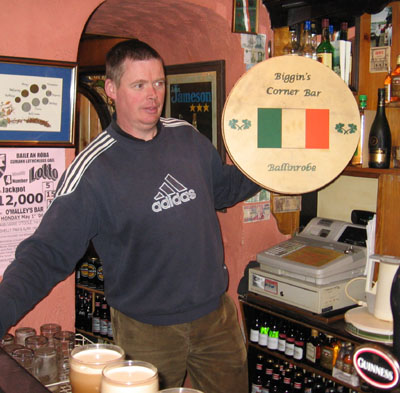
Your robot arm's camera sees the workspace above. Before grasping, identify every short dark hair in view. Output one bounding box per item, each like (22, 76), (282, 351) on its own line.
(106, 39), (164, 87)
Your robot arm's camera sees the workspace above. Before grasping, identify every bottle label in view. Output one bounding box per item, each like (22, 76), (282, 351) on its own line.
(369, 148), (388, 164)
(258, 332), (268, 346)
(285, 342), (294, 357)
(278, 337), (286, 352)
(306, 343), (317, 363)
(250, 328), (259, 343)
(92, 316), (100, 333)
(392, 75), (400, 98)
(267, 335), (278, 350)
(317, 53), (332, 69)
(293, 345), (304, 360)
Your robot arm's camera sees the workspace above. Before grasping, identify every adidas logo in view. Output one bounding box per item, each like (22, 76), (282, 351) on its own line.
(152, 174), (196, 213)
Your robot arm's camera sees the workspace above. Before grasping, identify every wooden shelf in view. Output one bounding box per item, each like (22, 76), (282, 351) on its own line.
(343, 165), (400, 178)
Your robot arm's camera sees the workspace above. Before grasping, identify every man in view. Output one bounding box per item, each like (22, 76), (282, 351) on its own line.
(0, 39), (260, 392)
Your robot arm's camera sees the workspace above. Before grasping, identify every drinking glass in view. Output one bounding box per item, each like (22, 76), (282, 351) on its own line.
(101, 360), (158, 393)
(40, 323), (61, 347)
(25, 335), (49, 350)
(11, 347), (35, 374)
(53, 330), (75, 381)
(69, 343), (125, 393)
(34, 346), (59, 392)
(15, 326), (36, 346)
(0, 333), (14, 347)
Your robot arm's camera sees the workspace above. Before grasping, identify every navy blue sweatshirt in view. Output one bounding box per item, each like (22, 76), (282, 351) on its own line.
(0, 117), (260, 335)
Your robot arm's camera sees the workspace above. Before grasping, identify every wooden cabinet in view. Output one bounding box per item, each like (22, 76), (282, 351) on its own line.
(240, 293), (368, 392)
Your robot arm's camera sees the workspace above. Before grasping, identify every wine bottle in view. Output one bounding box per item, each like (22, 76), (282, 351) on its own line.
(368, 88), (392, 169)
(317, 19), (334, 69)
(351, 94), (367, 166)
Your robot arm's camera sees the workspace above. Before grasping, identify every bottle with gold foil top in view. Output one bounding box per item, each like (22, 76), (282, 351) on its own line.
(368, 88), (392, 168)
(351, 94), (367, 165)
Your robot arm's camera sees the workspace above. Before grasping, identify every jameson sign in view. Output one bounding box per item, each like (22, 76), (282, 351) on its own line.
(0, 148), (65, 274)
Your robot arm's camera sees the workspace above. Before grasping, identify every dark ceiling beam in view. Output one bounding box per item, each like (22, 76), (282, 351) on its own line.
(262, 0), (399, 28)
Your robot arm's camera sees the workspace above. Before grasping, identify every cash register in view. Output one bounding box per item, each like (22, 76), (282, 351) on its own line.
(248, 217), (367, 314)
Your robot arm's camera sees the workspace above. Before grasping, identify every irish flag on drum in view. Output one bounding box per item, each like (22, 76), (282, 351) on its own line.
(257, 108), (330, 149)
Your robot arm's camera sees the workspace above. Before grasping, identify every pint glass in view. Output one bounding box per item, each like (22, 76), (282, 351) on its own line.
(101, 360), (158, 393)
(69, 343), (125, 393)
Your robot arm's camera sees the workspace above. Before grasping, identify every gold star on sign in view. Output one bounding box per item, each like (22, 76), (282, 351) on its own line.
(197, 104), (203, 112)
(203, 103), (210, 112)
(190, 104), (196, 112)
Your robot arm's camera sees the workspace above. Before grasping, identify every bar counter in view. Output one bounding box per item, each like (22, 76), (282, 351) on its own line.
(0, 347), (50, 393)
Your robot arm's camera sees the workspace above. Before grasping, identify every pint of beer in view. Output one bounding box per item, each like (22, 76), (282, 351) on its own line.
(101, 360), (158, 393)
(69, 343), (125, 393)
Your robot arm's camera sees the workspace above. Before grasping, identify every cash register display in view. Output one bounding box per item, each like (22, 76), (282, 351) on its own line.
(337, 226), (367, 247)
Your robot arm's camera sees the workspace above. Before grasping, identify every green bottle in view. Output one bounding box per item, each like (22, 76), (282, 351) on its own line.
(317, 18), (334, 69)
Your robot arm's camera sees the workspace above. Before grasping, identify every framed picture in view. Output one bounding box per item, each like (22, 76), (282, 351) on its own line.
(164, 60), (226, 160)
(0, 57), (77, 147)
(233, 0), (259, 34)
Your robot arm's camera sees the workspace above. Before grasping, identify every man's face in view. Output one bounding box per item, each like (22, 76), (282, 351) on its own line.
(105, 58), (165, 140)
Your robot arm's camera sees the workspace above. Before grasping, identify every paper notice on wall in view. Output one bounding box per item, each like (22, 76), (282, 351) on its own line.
(0, 148), (66, 274)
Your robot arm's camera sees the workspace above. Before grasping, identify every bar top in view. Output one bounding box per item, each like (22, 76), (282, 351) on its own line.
(0, 347), (50, 393)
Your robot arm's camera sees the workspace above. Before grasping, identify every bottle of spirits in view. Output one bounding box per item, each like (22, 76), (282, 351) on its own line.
(300, 21), (315, 59)
(293, 328), (306, 361)
(283, 25), (299, 55)
(284, 324), (296, 358)
(305, 328), (321, 365)
(267, 318), (279, 350)
(391, 55), (400, 102)
(384, 67), (392, 104)
(368, 88), (392, 168)
(259, 316), (269, 347)
(278, 320), (287, 353)
(92, 295), (101, 335)
(351, 94), (367, 166)
(250, 315), (261, 343)
(317, 19), (334, 69)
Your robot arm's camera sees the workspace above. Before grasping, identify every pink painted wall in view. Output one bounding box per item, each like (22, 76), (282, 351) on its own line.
(0, 0), (288, 335)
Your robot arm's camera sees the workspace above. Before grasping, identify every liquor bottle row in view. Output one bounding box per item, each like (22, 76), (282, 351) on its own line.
(76, 254), (104, 291)
(249, 312), (358, 380)
(75, 288), (113, 341)
(250, 351), (365, 393)
(283, 19), (349, 74)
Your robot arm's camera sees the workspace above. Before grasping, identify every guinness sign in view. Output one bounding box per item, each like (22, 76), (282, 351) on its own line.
(353, 344), (400, 390)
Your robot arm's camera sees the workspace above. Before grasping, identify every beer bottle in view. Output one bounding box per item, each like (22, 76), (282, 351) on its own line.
(250, 315), (261, 343)
(285, 324), (296, 358)
(293, 328), (306, 361)
(92, 295), (101, 335)
(251, 354), (264, 393)
(267, 317), (279, 350)
(100, 297), (109, 337)
(282, 368), (293, 393)
(87, 257), (97, 289)
(85, 292), (93, 332)
(79, 257), (89, 287)
(278, 320), (287, 353)
(97, 258), (104, 291)
(259, 316), (269, 347)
